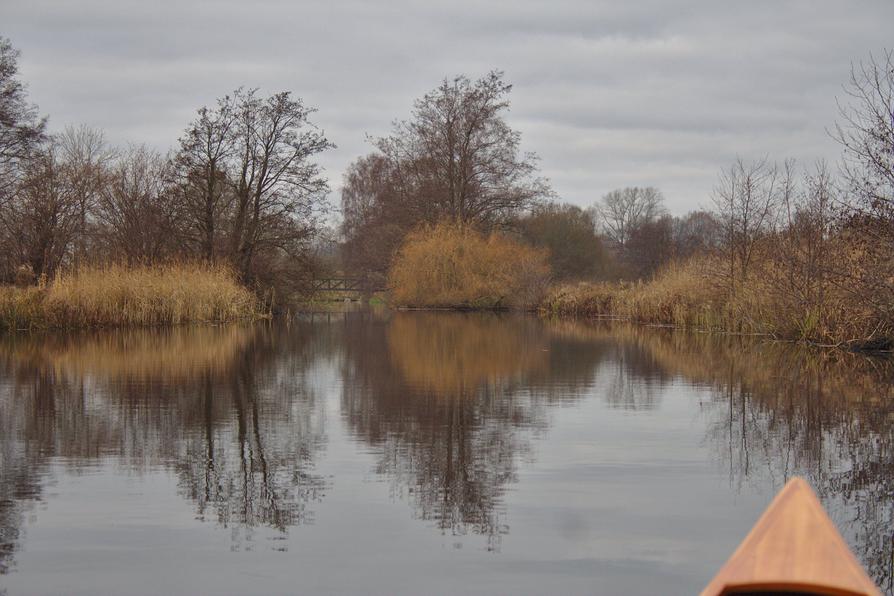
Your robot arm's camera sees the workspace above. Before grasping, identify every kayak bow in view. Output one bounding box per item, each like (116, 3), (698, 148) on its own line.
(701, 477), (880, 596)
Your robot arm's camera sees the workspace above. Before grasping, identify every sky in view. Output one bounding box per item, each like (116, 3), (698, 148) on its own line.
(3, 0), (893, 215)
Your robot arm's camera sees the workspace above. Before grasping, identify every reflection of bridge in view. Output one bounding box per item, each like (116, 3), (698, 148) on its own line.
(310, 276), (386, 296)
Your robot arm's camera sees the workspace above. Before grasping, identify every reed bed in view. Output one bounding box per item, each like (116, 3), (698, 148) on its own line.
(541, 259), (741, 332)
(541, 254), (892, 348)
(0, 263), (259, 330)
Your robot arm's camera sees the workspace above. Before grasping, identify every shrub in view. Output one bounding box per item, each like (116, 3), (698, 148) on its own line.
(388, 222), (550, 309)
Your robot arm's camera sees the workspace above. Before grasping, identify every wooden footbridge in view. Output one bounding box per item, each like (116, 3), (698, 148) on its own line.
(310, 276), (386, 299)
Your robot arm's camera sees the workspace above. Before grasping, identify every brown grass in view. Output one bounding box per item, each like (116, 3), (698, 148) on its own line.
(541, 251), (893, 347)
(542, 258), (738, 330)
(0, 263), (259, 330)
(388, 222), (551, 309)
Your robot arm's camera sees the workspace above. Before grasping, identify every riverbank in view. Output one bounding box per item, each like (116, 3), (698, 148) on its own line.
(539, 258), (893, 352)
(0, 263), (259, 331)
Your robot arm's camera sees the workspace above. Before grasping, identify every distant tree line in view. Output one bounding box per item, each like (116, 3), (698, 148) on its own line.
(0, 37), (333, 299)
(4, 32), (893, 318)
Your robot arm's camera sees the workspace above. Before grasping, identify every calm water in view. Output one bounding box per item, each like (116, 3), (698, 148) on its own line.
(1, 312), (892, 595)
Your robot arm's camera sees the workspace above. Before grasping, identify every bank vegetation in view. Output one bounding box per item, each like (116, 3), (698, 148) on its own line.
(0, 263), (258, 330)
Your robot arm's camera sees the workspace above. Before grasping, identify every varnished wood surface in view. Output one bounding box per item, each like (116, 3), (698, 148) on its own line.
(701, 477), (880, 596)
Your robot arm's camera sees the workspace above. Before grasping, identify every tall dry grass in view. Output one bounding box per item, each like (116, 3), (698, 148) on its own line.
(542, 258), (738, 331)
(0, 263), (259, 330)
(542, 248), (893, 348)
(388, 222), (550, 309)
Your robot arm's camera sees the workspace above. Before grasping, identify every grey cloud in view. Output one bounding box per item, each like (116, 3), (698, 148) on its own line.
(3, 0), (892, 214)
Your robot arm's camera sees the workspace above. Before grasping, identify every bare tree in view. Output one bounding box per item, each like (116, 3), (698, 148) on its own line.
(712, 158), (779, 293)
(175, 95), (236, 262)
(374, 71), (549, 228)
(595, 187), (666, 249)
(58, 124), (115, 262)
(0, 37), (46, 196)
(340, 153), (407, 277)
(831, 50), (894, 329)
(0, 144), (80, 278)
(94, 145), (179, 263)
(834, 49), (894, 220)
(229, 89), (334, 283)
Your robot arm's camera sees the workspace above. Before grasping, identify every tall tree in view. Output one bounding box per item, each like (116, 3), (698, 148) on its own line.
(229, 89), (333, 283)
(1, 144), (80, 278)
(595, 186), (666, 249)
(94, 144), (179, 263)
(712, 158), (779, 293)
(834, 49), (894, 221)
(0, 37), (46, 192)
(175, 95), (236, 262)
(374, 71), (548, 227)
(58, 124), (115, 262)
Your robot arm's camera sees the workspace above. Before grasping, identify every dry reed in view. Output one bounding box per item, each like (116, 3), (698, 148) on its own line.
(0, 263), (259, 330)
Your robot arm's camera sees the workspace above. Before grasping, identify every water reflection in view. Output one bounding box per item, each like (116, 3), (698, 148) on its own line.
(0, 314), (892, 593)
(0, 326), (326, 572)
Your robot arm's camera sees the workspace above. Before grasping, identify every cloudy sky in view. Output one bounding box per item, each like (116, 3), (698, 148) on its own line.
(4, 0), (893, 214)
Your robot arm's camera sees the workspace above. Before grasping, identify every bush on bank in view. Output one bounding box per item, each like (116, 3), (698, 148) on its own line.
(388, 222), (551, 309)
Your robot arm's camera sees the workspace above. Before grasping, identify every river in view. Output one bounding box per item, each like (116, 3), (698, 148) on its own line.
(1, 311), (892, 595)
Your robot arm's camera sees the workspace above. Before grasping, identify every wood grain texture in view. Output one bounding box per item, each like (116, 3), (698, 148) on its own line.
(701, 477), (880, 596)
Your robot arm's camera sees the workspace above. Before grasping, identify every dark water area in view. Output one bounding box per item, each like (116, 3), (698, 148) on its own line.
(0, 311), (892, 595)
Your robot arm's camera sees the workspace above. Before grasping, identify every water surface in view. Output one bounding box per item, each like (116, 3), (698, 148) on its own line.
(1, 312), (892, 595)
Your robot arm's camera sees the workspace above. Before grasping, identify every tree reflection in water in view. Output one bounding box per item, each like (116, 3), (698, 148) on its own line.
(339, 312), (611, 550)
(601, 327), (894, 593)
(0, 325), (327, 572)
(0, 314), (892, 591)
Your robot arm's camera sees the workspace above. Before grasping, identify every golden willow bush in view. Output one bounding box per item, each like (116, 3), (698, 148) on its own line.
(388, 222), (551, 309)
(0, 263), (259, 330)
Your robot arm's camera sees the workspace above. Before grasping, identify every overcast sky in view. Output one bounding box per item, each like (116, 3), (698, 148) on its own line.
(3, 0), (893, 215)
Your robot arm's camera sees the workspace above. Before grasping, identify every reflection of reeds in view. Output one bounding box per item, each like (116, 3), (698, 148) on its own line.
(0, 325), (256, 380)
(387, 312), (548, 395)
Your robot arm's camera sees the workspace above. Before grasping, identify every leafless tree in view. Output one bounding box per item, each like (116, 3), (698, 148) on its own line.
(94, 145), (179, 263)
(340, 153), (407, 277)
(0, 144), (80, 278)
(834, 50), (894, 221)
(58, 124), (115, 262)
(831, 50), (894, 328)
(229, 89), (334, 283)
(175, 95), (236, 262)
(595, 187), (666, 249)
(712, 158), (779, 293)
(0, 37), (46, 198)
(374, 71), (549, 228)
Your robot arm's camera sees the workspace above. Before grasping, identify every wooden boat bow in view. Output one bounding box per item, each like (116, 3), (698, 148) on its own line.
(701, 477), (881, 596)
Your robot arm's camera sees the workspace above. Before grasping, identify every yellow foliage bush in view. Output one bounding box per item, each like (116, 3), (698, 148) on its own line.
(388, 222), (551, 309)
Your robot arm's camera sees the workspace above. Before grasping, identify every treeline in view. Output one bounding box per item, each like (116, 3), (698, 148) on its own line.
(0, 37), (333, 301)
(548, 51), (894, 347)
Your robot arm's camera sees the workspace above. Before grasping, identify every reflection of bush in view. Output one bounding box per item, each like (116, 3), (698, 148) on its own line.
(387, 312), (548, 396)
(0, 325), (255, 381)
